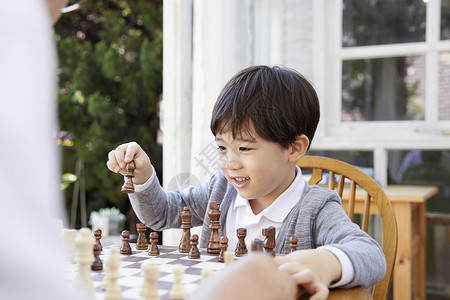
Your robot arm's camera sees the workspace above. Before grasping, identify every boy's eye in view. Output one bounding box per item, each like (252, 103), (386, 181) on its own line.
(239, 147), (251, 152)
(217, 146), (226, 152)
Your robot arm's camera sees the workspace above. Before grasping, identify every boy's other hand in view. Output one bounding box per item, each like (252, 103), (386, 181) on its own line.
(107, 142), (153, 185)
(191, 253), (297, 300)
(275, 249), (343, 300)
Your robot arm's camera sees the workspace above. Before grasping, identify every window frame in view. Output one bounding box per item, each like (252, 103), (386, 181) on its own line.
(311, 0), (450, 185)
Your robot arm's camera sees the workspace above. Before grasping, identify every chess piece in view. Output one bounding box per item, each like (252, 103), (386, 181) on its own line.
(74, 228), (95, 296)
(224, 250), (234, 266)
(149, 231), (160, 256)
(262, 226), (276, 256)
(93, 228), (103, 251)
(121, 160), (136, 193)
(101, 263), (109, 290)
(141, 262), (161, 300)
(218, 236), (228, 262)
(91, 242), (103, 271)
(136, 223), (148, 250)
(201, 268), (214, 279)
(250, 238), (264, 253)
(289, 236), (298, 253)
(104, 246), (122, 300)
(235, 228), (248, 257)
(207, 201), (221, 254)
(52, 219), (64, 248)
(188, 234), (200, 259)
(63, 228), (76, 262)
(179, 207), (193, 253)
(169, 264), (187, 300)
(120, 230), (132, 255)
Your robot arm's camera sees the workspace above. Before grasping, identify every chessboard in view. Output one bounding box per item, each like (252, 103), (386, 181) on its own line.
(65, 242), (241, 300)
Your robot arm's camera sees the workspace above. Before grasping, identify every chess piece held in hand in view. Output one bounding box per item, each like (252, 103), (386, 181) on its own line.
(121, 160), (136, 193)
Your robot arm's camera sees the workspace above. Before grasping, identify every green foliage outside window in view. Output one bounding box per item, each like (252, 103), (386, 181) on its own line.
(55, 0), (163, 228)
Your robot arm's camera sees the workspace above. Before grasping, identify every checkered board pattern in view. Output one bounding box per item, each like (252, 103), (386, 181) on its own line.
(65, 243), (241, 300)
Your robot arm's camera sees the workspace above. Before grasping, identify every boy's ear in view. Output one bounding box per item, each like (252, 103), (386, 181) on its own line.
(288, 134), (309, 162)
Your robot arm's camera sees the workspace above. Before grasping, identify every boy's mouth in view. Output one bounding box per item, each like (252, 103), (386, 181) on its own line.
(231, 176), (250, 187)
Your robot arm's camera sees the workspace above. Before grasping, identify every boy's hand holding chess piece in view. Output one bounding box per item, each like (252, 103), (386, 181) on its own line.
(107, 141), (153, 186)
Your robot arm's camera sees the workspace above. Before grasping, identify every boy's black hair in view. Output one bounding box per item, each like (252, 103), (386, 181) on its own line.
(210, 65), (320, 149)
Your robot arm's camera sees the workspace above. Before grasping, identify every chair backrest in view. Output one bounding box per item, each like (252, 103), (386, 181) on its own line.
(297, 156), (397, 300)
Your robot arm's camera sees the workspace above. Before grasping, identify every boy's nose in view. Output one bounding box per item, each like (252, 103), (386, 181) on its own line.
(225, 158), (241, 170)
(222, 152), (242, 170)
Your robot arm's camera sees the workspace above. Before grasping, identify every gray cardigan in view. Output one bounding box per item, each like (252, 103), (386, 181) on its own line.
(129, 171), (386, 288)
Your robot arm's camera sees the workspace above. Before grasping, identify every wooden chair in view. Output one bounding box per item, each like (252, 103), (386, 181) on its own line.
(297, 156), (397, 300)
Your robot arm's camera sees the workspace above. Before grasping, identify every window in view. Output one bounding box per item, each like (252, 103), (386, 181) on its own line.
(388, 149), (450, 213)
(321, 0), (450, 138)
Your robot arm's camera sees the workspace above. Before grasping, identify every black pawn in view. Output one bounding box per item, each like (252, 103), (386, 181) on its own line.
(188, 234), (200, 259)
(120, 230), (132, 255)
(235, 228), (248, 257)
(136, 223), (148, 250)
(289, 236), (298, 253)
(93, 228), (103, 251)
(149, 231), (160, 256)
(251, 239), (264, 252)
(218, 236), (228, 262)
(91, 242), (103, 271)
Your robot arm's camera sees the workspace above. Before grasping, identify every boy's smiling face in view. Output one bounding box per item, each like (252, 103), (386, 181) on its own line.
(215, 123), (302, 212)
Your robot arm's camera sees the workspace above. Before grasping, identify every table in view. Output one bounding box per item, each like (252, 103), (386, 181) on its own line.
(341, 185), (438, 300)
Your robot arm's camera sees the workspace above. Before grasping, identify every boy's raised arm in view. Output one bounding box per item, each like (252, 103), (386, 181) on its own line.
(106, 141), (153, 185)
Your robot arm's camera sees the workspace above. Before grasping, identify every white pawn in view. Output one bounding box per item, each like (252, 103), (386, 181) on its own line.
(201, 268), (214, 279)
(104, 246), (122, 300)
(101, 263), (109, 291)
(224, 250), (234, 266)
(63, 229), (77, 263)
(74, 228), (95, 297)
(140, 262), (160, 300)
(169, 264), (186, 300)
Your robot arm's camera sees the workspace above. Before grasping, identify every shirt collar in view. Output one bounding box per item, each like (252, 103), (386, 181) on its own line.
(233, 165), (305, 222)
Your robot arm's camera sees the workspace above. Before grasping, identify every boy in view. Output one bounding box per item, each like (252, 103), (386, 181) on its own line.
(107, 65), (386, 298)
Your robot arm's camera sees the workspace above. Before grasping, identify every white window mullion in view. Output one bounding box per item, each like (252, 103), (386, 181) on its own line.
(426, 51), (439, 125)
(323, 0), (342, 136)
(425, 0), (440, 125)
(374, 147), (388, 186)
